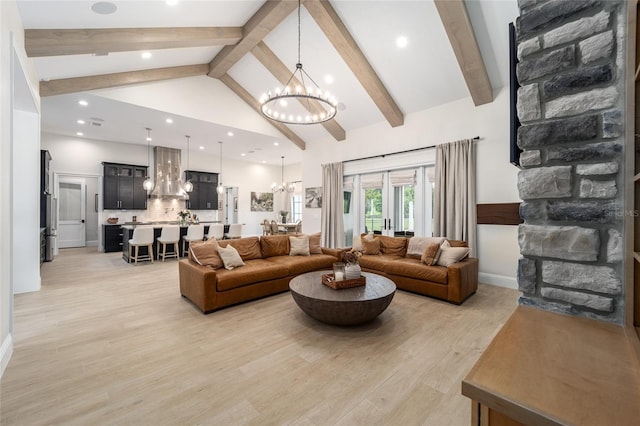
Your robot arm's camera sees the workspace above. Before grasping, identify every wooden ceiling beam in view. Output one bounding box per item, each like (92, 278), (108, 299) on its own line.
(25, 27), (243, 57)
(251, 41), (346, 141)
(207, 0), (300, 78)
(39, 64), (209, 97)
(434, 0), (493, 106)
(218, 74), (306, 150)
(304, 0), (404, 128)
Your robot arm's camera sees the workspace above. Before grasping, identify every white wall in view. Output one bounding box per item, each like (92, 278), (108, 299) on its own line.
(302, 88), (521, 288)
(1, 0), (41, 376)
(12, 110), (40, 294)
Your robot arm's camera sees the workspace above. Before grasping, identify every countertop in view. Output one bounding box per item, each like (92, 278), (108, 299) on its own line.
(462, 305), (640, 425)
(110, 220), (222, 227)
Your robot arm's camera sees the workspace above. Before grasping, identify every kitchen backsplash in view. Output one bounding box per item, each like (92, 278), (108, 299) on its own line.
(102, 198), (220, 224)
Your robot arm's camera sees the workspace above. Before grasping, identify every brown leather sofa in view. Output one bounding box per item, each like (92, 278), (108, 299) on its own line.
(357, 235), (478, 304)
(179, 234), (342, 313)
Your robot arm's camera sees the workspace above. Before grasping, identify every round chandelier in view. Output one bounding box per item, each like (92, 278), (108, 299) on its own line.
(259, 0), (337, 125)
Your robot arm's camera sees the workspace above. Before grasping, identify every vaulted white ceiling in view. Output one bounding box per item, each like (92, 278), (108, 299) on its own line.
(17, 0), (519, 165)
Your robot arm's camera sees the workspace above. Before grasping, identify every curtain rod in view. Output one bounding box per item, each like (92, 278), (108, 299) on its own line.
(342, 136), (480, 164)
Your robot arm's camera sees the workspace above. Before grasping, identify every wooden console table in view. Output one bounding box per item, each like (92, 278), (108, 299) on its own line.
(462, 306), (640, 425)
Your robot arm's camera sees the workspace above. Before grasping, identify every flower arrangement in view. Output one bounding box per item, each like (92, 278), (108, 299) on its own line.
(342, 249), (362, 264)
(177, 209), (191, 221)
(278, 210), (289, 218)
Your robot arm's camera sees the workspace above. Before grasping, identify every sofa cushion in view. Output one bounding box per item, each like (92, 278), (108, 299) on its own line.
(308, 232), (322, 254)
(216, 259), (289, 291)
(362, 238), (381, 255)
(260, 235), (290, 257)
(384, 258), (448, 284)
(266, 254), (337, 276)
(377, 235), (408, 256)
(406, 237), (445, 259)
(190, 239), (223, 269)
(218, 236), (262, 260)
(217, 245), (245, 270)
(437, 240), (471, 267)
(359, 254), (403, 271)
(289, 235), (310, 256)
(420, 242), (442, 266)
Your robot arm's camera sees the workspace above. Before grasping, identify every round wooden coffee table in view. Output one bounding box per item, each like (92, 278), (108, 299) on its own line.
(289, 271), (396, 326)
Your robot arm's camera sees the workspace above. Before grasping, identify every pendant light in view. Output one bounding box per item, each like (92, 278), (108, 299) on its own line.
(142, 128), (154, 191)
(258, 0), (337, 125)
(216, 141), (224, 195)
(183, 135), (193, 192)
(272, 156), (295, 193)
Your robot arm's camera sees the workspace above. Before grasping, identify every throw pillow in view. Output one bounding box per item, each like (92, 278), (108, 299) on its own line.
(352, 233), (363, 251)
(361, 237), (381, 255)
(407, 237), (445, 258)
(420, 242), (443, 266)
(308, 232), (322, 254)
(289, 235), (310, 256)
(260, 235), (290, 257)
(217, 244), (245, 270)
(436, 240), (471, 267)
(190, 239), (223, 270)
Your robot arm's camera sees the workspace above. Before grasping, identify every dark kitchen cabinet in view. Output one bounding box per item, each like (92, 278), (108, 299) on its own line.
(185, 170), (218, 210)
(103, 224), (124, 252)
(103, 162), (148, 210)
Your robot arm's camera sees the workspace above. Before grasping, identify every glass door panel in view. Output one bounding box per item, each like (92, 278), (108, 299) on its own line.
(393, 185), (415, 236)
(364, 188), (383, 234)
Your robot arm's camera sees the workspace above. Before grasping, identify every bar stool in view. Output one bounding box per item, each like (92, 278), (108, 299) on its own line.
(157, 226), (180, 261)
(128, 227), (154, 265)
(207, 223), (224, 241)
(224, 223), (242, 239)
(182, 224), (204, 256)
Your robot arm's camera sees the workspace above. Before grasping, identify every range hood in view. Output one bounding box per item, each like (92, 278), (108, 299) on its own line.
(149, 146), (188, 199)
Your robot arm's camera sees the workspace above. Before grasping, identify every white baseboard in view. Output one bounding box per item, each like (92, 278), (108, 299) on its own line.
(87, 240), (98, 247)
(479, 272), (517, 289)
(1, 334), (13, 378)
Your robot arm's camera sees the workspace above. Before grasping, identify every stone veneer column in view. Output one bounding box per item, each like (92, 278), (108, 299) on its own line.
(515, 0), (626, 323)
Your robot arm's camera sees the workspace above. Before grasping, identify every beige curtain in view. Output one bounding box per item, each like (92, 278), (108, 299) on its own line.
(321, 162), (344, 248)
(434, 139), (477, 256)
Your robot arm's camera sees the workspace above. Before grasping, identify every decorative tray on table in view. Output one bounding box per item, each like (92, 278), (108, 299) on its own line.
(321, 273), (366, 290)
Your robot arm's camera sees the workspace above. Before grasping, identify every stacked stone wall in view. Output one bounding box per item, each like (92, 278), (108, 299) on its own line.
(515, 0), (626, 323)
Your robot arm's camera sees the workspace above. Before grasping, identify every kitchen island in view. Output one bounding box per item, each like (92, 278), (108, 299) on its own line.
(120, 222), (229, 263)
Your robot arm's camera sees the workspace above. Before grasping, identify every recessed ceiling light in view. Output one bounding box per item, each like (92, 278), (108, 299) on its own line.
(396, 36), (408, 49)
(199, 146), (204, 150)
(241, 153), (246, 157)
(166, 0), (179, 5)
(141, 52), (152, 59)
(77, 119), (85, 125)
(76, 132), (84, 136)
(274, 142), (279, 146)
(165, 118), (173, 124)
(91, 1), (117, 15)
(324, 75), (334, 84)
(78, 100), (88, 106)
(227, 131), (234, 137)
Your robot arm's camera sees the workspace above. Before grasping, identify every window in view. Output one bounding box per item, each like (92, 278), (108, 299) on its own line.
(291, 194), (302, 222)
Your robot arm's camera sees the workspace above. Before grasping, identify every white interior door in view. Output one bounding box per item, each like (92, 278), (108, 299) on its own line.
(58, 177), (86, 248)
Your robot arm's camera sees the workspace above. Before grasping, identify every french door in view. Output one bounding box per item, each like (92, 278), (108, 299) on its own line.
(362, 170), (417, 236)
(344, 166), (434, 246)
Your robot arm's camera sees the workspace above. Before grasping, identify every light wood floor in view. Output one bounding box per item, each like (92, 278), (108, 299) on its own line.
(1, 247), (519, 425)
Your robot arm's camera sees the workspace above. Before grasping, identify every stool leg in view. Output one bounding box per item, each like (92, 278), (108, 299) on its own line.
(134, 245), (139, 265)
(149, 244), (154, 263)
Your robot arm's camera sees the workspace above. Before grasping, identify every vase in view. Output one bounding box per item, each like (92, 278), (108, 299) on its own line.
(345, 262), (361, 280)
(180, 219), (187, 227)
(281, 216), (287, 224)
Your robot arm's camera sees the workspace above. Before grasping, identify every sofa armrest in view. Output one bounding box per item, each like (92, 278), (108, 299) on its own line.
(446, 257), (479, 304)
(321, 247), (345, 259)
(179, 259), (219, 313)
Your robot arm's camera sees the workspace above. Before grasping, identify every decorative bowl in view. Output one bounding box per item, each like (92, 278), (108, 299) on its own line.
(107, 218), (119, 224)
